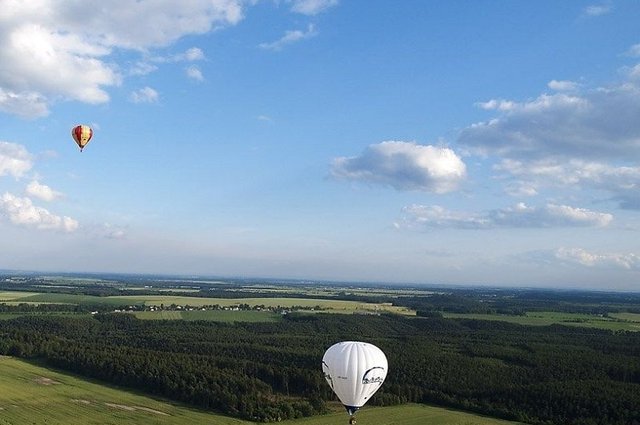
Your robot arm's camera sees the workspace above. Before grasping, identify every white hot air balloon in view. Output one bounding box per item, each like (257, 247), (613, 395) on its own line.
(322, 341), (388, 423)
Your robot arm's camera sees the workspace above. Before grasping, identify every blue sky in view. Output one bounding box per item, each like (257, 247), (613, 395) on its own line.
(1, 1), (639, 290)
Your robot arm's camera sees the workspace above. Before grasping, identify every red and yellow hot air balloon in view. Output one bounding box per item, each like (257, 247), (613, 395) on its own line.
(71, 125), (93, 152)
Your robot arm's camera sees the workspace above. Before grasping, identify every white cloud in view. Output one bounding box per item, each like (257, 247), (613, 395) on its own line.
(476, 99), (516, 111)
(397, 203), (612, 230)
(0, 142), (33, 178)
(582, 3), (611, 17)
(129, 61), (158, 76)
(259, 24), (317, 51)
(0, 1), (245, 118)
(0, 22), (118, 116)
(0, 88), (50, 118)
(288, 0), (338, 15)
(0, 192), (78, 232)
(186, 65), (204, 81)
(460, 80), (640, 161)
(555, 247), (640, 270)
(130, 86), (159, 103)
(132, 47), (206, 78)
(548, 80), (578, 91)
(179, 47), (205, 61)
(25, 180), (62, 202)
(149, 47), (207, 64)
(496, 158), (640, 186)
(495, 158), (640, 209)
(331, 141), (466, 193)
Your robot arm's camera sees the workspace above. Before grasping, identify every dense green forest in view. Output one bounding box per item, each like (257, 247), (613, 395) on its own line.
(1, 310), (640, 424)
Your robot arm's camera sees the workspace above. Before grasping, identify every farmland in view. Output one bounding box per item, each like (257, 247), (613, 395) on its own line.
(0, 288), (415, 316)
(0, 356), (524, 425)
(134, 309), (282, 322)
(443, 311), (640, 331)
(1, 272), (640, 424)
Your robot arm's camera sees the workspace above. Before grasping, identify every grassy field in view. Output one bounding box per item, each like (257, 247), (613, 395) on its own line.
(0, 291), (42, 302)
(134, 309), (282, 322)
(284, 404), (524, 425)
(0, 356), (245, 425)
(443, 311), (640, 331)
(0, 356), (523, 425)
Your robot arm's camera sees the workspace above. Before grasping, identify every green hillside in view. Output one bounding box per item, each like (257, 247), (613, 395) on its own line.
(0, 356), (523, 425)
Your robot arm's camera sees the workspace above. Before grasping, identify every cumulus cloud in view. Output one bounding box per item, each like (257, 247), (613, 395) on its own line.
(259, 24), (317, 51)
(25, 180), (63, 202)
(174, 47), (205, 62)
(397, 203), (612, 230)
(0, 1), (244, 117)
(288, 0), (338, 15)
(0, 192), (78, 232)
(186, 65), (204, 81)
(548, 80), (578, 91)
(476, 99), (516, 111)
(331, 141), (466, 193)
(555, 247), (640, 270)
(0, 142), (33, 178)
(0, 88), (50, 118)
(462, 62), (640, 209)
(495, 158), (640, 209)
(459, 80), (640, 161)
(130, 86), (159, 103)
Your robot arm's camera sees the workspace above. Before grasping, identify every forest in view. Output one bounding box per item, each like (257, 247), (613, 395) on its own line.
(1, 305), (640, 424)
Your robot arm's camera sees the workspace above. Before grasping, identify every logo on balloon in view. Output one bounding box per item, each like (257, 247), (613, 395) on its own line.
(362, 366), (386, 384)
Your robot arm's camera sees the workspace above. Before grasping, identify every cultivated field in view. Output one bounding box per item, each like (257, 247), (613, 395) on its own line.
(0, 291), (41, 302)
(444, 311), (640, 331)
(0, 356), (523, 425)
(134, 309), (282, 322)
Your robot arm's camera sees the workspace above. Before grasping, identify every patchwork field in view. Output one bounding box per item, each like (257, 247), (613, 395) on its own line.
(0, 356), (523, 425)
(0, 291), (415, 315)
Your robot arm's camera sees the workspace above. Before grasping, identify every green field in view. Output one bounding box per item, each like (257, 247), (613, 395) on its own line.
(443, 311), (640, 331)
(284, 404), (524, 425)
(134, 309), (282, 322)
(0, 356), (245, 425)
(0, 356), (523, 425)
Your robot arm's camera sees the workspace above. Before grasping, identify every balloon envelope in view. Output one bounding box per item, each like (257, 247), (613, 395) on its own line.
(71, 125), (93, 151)
(322, 341), (388, 415)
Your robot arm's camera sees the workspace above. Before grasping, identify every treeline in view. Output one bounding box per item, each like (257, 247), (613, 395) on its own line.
(1, 312), (640, 424)
(0, 303), (110, 313)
